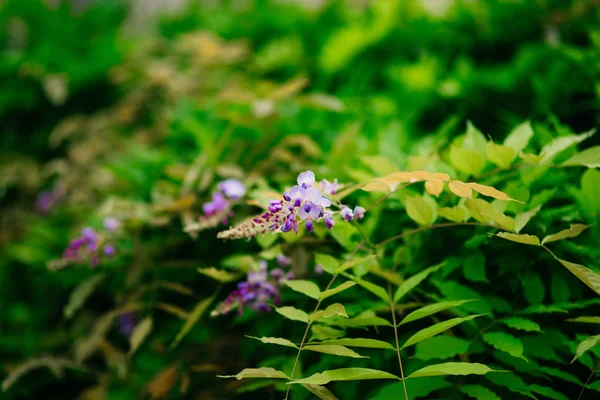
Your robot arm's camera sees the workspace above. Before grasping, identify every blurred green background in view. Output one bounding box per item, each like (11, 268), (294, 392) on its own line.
(1, 0), (599, 399)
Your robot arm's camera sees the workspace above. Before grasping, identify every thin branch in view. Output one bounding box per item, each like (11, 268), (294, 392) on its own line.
(283, 241), (366, 400)
(387, 281), (409, 400)
(578, 362), (600, 400)
(376, 222), (494, 247)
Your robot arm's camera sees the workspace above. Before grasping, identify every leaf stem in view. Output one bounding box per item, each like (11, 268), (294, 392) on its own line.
(387, 281), (409, 400)
(578, 362), (600, 400)
(283, 241), (366, 400)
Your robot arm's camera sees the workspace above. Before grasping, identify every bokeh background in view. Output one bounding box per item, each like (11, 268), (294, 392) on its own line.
(1, 0), (600, 399)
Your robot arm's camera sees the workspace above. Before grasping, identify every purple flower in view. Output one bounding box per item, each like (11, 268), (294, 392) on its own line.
(276, 254), (292, 268)
(218, 179), (246, 199)
(297, 170), (315, 188)
(323, 212), (334, 230)
(203, 192), (228, 217)
(103, 217), (120, 232)
(103, 244), (115, 257)
(117, 312), (137, 337)
(319, 179), (339, 195)
(340, 206), (354, 222)
(353, 206), (366, 220)
(35, 191), (56, 214)
(315, 264), (324, 275)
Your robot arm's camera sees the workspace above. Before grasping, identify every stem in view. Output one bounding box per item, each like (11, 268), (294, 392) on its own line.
(376, 222), (494, 247)
(578, 362), (600, 400)
(387, 281), (409, 400)
(283, 241), (365, 400)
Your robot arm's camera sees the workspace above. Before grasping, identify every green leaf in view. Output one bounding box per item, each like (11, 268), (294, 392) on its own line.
(486, 373), (536, 399)
(464, 253), (488, 283)
(572, 334), (600, 363)
(399, 300), (476, 325)
(314, 253), (339, 274)
(523, 273), (545, 305)
(197, 267), (242, 283)
(394, 263), (445, 303)
(129, 317), (152, 356)
(562, 145), (600, 168)
(502, 318), (541, 332)
(539, 366), (582, 385)
(373, 378), (451, 400)
(290, 368), (398, 385)
(437, 205), (467, 222)
(495, 232), (540, 246)
(414, 336), (470, 360)
(310, 303), (348, 322)
(541, 224), (589, 245)
(464, 121), (488, 154)
(219, 367), (288, 380)
(461, 384), (501, 400)
(405, 195), (437, 226)
(320, 281), (357, 300)
(318, 338), (394, 350)
(540, 129), (595, 164)
(530, 385), (568, 400)
(276, 306), (309, 323)
(335, 254), (377, 274)
(567, 316), (600, 323)
(586, 380), (600, 392)
(303, 344), (367, 358)
(482, 332), (527, 361)
(63, 274), (105, 319)
(556, 258), (600, 296)
(504, 120), (534, 153)
(284, 280), (320, 300)
(310, 325), (345, 341)
(323, 311), (392, 328)
(401, 314), (485, 349)
(345, 274), (388, 302)
(514, 205), (542, 233)
(301, 384), (339, 400)
(171, 294), (215, 349)
(247, 336), (298, 349)
(486, 141), (516, 169)
(406, 362), (497, 378)
(450, 147), (486, 176)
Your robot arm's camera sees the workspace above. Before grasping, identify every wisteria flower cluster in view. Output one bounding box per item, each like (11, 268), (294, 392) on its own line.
(212, 254), (294, 317)
(217, 171), (365, 239)
(61, 217), (121, 268)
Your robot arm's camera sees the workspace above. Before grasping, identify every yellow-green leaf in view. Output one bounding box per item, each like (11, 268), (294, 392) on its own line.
(464, 182), (520, 202)
(406, 362), (496, 379)
(504, 121), (534, 153)
(520, 151), (544, 165)
(450, 147), (486, 176)
(572, 334), (600, 363)
(318, 338), (395, 350)
(301, 384), (339, 400)
(323, 311), (392, 328)
(335, 255), (377, 274)
(284, 280), (320, 300)
(247, 336), (298, 349)
(197, 267), (242, 283)
(303, 344), (367, 358)
(320, 281), (357, 300)
(540, 130), (595, 165)
(502, 318), (541, 332)
(437, 205), (467, 222)
(514, 205), (542, 233)
(405, 195), (436, 226)
(541, 224), (589, 245)
(171, 294), (215, 349)
(401, 314), (484, 349)
(276, 306), (309, 323)
(495, 232), (540, 246)
(218, 367), (288, 380)
(448, 181), (473, 198)
(345, 274), (388, 302)
(129, 317), (153, 356)
(399, 300), (477, 325)
(64, 274), (105, 319)
(310, 303), (348, 322)
(567, 316), (600, 324)
(556, 258), (600, 296)
(315, 253), (339, 274)
(482, 332), (527, 361)
(290, 368), (399, 385)
(394, 263), (445, 303)
(561, 145), (600, 168)
(486, 141), (516, 169)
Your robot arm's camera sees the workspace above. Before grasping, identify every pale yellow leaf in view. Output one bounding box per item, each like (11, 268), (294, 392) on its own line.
(129, 317), (153, 356)
(542, 224), (589, 245)
(495, 232), (540, 246)
(425, 180), (444, 197)
(448, 181), (473, 198)
(464, 182), (519, 202)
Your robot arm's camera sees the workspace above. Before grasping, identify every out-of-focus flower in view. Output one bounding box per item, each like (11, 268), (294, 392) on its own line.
(117, 312), (137, 337)
(35, 186), (65, 214)
(103, 217), (121, 232)
(353, 206), (366, 220)
(61, 218), (121, 268)
(340, 206), (354, 221)
(276, 254), (292, 268)
(319, 178), (339, 195)
(218, 179), (246, 199)
(315, 264), (324, 275)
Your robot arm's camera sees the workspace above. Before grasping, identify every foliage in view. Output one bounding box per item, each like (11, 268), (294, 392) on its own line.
(1, 0), (600, 399)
